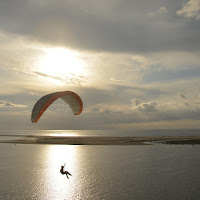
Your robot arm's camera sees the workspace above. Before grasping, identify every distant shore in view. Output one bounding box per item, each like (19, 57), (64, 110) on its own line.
(1, 135), (200, 145)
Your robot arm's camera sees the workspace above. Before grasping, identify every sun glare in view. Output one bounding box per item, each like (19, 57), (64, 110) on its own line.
(45, 145), (79, 197)
(36, 47), (86, 85)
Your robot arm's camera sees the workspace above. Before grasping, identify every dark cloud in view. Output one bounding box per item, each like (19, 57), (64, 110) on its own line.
(0, 100), (15, 107)
(137, 101), (159, 112)
(132, 98), (159, 112)
(184, 102), (190, 107)
(143, 66), (200, 84)
(33, 71), (62, 80)
(0, 90), (200, 129)
(32, 71), (86, 85)
(138, 101), (158, 112)
(0, 0), (200, 52)
(131, 98), (142, 106)
(178, 92), (187, 99)
(4, 102), (13, 107)
(78, 84), (164, 110)
(20, 103), (200, 129)
(91, 107), (100, 112)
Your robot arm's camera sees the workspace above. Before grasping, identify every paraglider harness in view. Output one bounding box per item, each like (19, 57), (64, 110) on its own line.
(60, 164), (72, 178)
(60, 165), (65, 175)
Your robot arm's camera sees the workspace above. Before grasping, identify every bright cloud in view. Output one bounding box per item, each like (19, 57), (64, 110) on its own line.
(0, 1), (200, 130)
(148, 6), (168, 16)
(177, 0), (200, 20)
(137, 102), (159, 112)
(132, 98), (159, 112)
(0, 101), (28, 108)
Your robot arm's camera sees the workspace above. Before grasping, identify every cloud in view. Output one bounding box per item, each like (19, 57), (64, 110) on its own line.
(131, 98), (142, 106)
(110, 78), (126, 82)
(33, 71), (87, 86)
(158, 6), (168, 14)
(138, 101), (159, 112)
(91, 107), (100, 112)
(1, 1), (200, 52)
(132, 98), (159, 112)
(184, 102), (190, 107)
(177, 0), (200, 20)
(0, 100), (28, 108)
(148, 6), (168, 16)
(178, 92), (187, 99)
(0, 1), (200, 130)
(0, 86), (199, 130)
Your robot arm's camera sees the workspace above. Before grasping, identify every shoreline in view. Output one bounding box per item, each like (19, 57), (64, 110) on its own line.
(1, 135), (200, 145)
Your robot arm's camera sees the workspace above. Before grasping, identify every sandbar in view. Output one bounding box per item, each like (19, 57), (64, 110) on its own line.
(1, 135), (200, 145)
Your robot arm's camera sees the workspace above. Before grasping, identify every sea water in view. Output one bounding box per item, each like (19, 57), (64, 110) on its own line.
(0, 130), (200, 200)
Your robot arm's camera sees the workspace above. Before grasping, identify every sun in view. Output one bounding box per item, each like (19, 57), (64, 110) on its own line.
(39, 47), (84, 75)
(36, 47), (86, 85)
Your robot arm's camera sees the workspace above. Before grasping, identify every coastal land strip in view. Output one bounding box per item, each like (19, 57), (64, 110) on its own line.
(1, 135), (200, 145)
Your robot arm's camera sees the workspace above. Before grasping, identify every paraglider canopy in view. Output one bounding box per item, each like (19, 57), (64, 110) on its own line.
(31, 91), (83, 123)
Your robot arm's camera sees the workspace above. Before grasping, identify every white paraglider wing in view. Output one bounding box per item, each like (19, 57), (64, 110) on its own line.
(31, 91), (83, 123)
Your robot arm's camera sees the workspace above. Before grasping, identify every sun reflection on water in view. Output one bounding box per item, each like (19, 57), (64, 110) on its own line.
(44, 145), (81, 199)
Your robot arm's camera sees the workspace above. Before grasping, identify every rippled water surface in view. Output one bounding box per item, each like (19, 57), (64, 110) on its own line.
(0, 130), (200, 200)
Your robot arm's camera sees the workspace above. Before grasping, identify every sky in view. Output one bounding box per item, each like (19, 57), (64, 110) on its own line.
(0, 0), (200, 130)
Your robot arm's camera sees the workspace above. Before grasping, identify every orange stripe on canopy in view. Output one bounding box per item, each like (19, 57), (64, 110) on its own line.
(31, 91), (83, 123)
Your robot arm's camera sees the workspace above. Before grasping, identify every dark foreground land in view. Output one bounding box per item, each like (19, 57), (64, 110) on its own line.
(1, 135), (200, 145)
